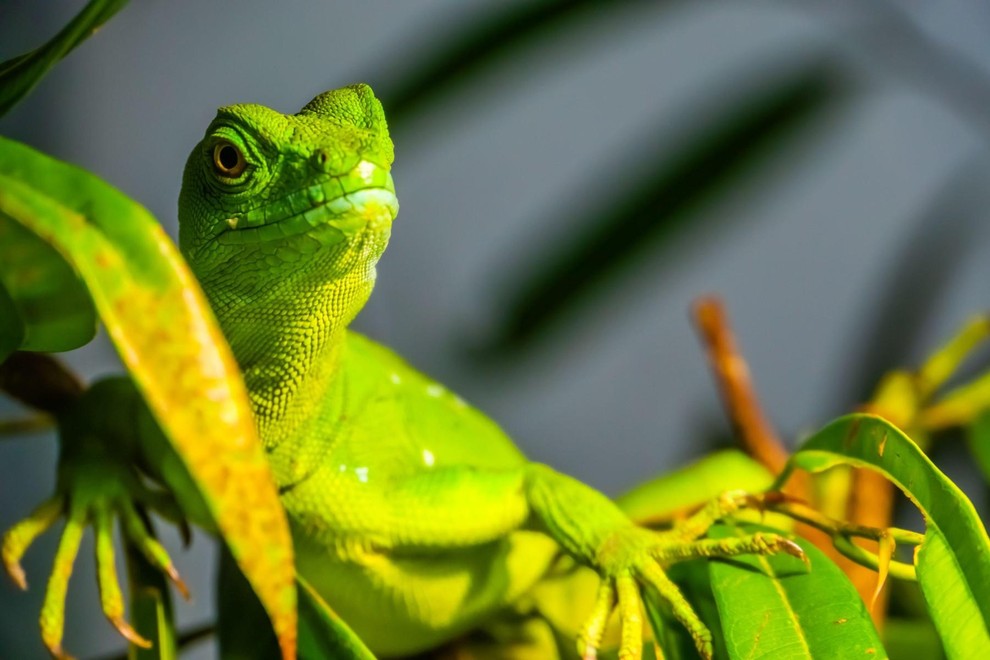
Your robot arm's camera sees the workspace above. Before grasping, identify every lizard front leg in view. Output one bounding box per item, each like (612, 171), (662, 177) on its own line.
(318, 462), (800, 660)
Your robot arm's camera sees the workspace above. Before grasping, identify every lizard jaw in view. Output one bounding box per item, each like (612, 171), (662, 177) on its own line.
(216, 160), (397, 246)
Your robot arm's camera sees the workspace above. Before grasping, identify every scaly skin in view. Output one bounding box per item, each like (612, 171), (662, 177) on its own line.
(4, 85), (803, 659)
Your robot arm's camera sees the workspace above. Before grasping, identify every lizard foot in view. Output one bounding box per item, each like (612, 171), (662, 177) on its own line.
(2, 446), (188, 658)
(576, 493), (807, 660)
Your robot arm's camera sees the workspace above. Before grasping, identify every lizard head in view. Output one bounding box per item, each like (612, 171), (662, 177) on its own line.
(178, 84), (397, 318)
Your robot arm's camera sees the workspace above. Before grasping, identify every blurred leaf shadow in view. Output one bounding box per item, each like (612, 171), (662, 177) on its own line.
(474, 60), (847, 358)
(374, 0), (665, 127)
(833, 152), (990, 408)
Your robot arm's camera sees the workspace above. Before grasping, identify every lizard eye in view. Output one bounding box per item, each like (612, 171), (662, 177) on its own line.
(212, 140), (246, 178)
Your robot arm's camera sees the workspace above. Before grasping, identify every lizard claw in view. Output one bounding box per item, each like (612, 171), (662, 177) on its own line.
(2, 496), (64, 590)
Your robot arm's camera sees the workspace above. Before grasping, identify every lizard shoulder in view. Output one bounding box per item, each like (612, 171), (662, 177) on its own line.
(340, 331), (527, 470)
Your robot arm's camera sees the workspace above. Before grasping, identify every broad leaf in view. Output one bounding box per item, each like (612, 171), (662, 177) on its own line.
(0, 0), (129, 116)
(709, 522), (884, 659)
(0, 137), (296, 659)
(780, 414), (990, 658)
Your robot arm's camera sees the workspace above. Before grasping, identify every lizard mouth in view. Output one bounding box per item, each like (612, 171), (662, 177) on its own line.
(216, 160), (398, 245)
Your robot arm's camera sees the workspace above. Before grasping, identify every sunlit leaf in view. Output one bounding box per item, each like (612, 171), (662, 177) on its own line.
(0, 137), (296, 659)
(709, 522), (884, 659)
(484, 63), (842, 352)
(0, 0), (129, 117)
(781, 414), (990, 658)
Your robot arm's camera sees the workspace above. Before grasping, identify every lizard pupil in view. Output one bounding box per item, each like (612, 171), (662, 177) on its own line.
(218, 146), (238, 169)
(213, 141), (246, 177)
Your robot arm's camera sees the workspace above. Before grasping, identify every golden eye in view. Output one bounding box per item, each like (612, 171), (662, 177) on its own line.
(212, 140), (246, 177)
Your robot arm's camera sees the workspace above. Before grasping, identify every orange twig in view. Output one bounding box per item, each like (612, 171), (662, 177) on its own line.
(691, 297), (793, 482)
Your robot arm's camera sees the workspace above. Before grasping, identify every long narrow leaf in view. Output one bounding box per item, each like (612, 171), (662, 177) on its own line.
(0, 137), (296, 659)
(780, 414), (990, 658)
(0, 0), (129, 116)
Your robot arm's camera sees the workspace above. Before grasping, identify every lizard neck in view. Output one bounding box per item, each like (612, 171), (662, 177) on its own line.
(205, 265), (374, 451)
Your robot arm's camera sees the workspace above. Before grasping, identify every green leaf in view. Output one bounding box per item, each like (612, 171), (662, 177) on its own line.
(0, 0), (129, 117)
(780, 414), (990, 659)
(297, 575), (375, 660)
(0, 137), (296, 658)
(125, 539), (177, 660)
(617, 449), (773, 525)
(483, 63), (842, 352)
(0, 210), (96, 354)
(708, 522), (885, 659)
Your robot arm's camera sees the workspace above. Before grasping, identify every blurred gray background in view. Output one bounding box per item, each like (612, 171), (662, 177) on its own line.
(3, 1), (990, 657)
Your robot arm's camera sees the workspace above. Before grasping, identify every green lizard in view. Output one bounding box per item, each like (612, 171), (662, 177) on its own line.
(5, 85), (804, 659)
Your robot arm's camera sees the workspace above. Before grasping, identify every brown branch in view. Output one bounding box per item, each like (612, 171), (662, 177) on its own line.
(0, 352), (83, 415)
(691, 296), (793, 480)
